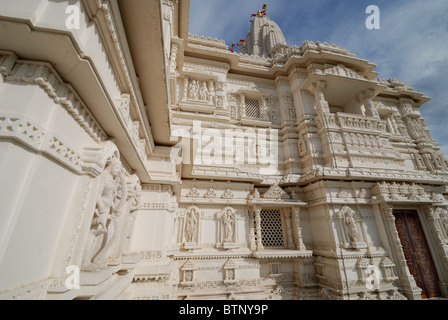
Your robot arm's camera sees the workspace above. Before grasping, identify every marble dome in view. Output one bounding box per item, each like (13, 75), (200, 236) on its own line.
(240, 14), (288, 58)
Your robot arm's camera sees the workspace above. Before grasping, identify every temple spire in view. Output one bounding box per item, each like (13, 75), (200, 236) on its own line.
(240, 4), (287, 58)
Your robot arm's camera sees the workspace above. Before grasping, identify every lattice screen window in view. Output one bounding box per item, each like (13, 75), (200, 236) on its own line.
(259, 209), (285, 248)
(245, 98), (261, 119)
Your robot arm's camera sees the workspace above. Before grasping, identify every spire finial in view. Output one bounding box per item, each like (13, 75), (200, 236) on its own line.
(262, 3), (267, 15)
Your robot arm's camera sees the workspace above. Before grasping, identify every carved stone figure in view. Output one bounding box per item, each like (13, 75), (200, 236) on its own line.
(184, 270), (193, 282)
(199, 82), (209, 101)
(188, 80), (198, 100)
(346, 210), (361, 243)
(121, 175), (142, 255)
(186, 208), (198, 243)
(433, 153), (444, 169)
(439, 209), (448, 238)
(95, 159), (124, 233)
(82, 147), (127, 271)
(222, 209), (235, 243)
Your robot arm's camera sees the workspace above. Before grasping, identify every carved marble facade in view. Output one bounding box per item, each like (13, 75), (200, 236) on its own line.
(0, 0), (447, 301)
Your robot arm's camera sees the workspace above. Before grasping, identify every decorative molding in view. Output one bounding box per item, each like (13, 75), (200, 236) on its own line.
(2, 55), (107, 143)
(222, 189), (234, 199)
(186, 187), (201, 198)
(141, 203), (169, 210)
(87, 0), (153, 151)
(177, 278), (262, 291)
(336, 187), (349, 198)
(371, 181), (430, 202)
(204, 188), (217, 198)
(183, 59), (230, 74)
(0, 279), (51, 300)
(323, 64), (365, 80)
(263, 183), (290, 199)
(0, 113), (87, 174)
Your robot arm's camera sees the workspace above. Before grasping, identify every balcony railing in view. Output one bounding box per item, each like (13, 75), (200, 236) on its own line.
(337, 113), (387, 132)
(321, 112), (388, 133)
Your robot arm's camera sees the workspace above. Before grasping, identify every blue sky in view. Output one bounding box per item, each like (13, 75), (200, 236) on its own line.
(189, 0), (448, 158)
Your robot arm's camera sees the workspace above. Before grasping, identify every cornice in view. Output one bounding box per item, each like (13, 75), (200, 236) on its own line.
(82, 0), (155, 152)
(1, 52), (107, 144)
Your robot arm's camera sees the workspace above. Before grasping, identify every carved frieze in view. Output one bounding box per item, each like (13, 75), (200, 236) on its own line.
(2, 55), (107, 143)
(371, 181), (430, 202)
(324, 64), (365, 80)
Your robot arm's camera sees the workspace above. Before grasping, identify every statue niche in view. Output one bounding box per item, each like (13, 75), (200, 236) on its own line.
(336, 206), (367, 250)
(82, 142), (129, 271)
(217, 207), (239, 249)
(182, 206), (202, 250)
(184, 77), (218, 106)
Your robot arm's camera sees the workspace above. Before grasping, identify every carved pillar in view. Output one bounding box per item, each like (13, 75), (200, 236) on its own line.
(424, 206), (448, 296)
(423, 206), (448, 268)
(169, 42), (178, 74)
(358, 89), (379, 118)
(248, 210), (256, 251)
(254, 206), (264, 251)
(423, 206), (444, 244)
(240, 94), (246, 118)
(208, 80), (215, 105)
(311, 80), (329, 115)
(183, 76), (189, 101)
(114, 174), (142, 259)
(291, 207), (306, 251)
(309, 80), (333, 167)
(261, 96), (269, 121)
(283, 209), (295, 249)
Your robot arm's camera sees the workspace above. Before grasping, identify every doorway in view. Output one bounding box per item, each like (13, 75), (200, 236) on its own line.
(393, 210), (442, 298)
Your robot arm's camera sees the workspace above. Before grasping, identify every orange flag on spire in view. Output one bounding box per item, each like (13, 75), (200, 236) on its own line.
(250, 4), (267, 22)
(250, 13), (256, 23)
(261, 3), (267, 15)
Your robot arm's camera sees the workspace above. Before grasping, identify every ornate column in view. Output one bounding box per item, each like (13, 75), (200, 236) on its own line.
(261, 96), (269, 121)
(239, 94), (246, 119)
(357, 89), (379, 118)
(248, 210), (256, 251)
(291, 207), (306, 251)
(422, 206), (448, 277)
(254, 206), (264, 251)
(311, 80), (330, 115)
(423, 206), (445, 245)
(283, 209), (295, 249)
(169, 42), (178, 75)
(183, 76), (189, 101)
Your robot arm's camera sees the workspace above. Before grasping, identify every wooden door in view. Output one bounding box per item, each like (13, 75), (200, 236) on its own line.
(393, 210), (442, 298)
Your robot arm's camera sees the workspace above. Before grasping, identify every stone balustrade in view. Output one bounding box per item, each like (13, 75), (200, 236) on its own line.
(336, 113), (387, 132)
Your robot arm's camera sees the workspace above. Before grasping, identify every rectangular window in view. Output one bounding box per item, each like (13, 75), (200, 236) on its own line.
(245, 98), (261, 119)
(258, 209), (285, 248)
